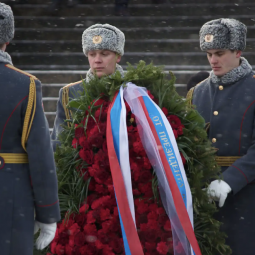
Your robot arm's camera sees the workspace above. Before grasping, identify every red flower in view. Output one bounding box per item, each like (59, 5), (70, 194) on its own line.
(175, 241), (185, 254)
(94, 239), (104, 250)
(147, 211), (158, 221)
(164, 220), (172, 231)
(157, 241), (169, 255)
(79, 203), (89, 213)
(167, 115), (182, 129)
(68, 223), (80, 236)
(75, 213), (87, 227)
(139, 170), (153, 183)
(91, 196), (111, 210)
(79, 149), (94, 164)
(180, 152), (186, 165)
(55, 244), (65, 255)
(173, 129), (178, 139)
(177, 125), (184, 136)
(65, 244), (73, 255)
(88, 134), (104, 148)
(72, 138), (78, 149)
(147, 90), (154, 100)
(135, 199), (150, 214)
(86, 211), (96, 224)
(100, 208), (111, 221)
(78, 136), (90, 150)
(125, 101), (131, 113)
(74, 232), (86, 246)
(133, 140), (146, 156)
(84, 223), (97, 235)
(109, 238), (124, 253)
(75, 124), (85, 138)
(95, 184), (108, 194)
(143, 157), (152, 170)
(162, 107), (168, 116)
(93, 98), (105, 107)
(50, 241), (57, 254)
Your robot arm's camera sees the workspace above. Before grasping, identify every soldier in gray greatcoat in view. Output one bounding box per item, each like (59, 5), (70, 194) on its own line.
(0, 3), (60, 254)
(187, 18), (255, 254)
(51, 24), (125, 150)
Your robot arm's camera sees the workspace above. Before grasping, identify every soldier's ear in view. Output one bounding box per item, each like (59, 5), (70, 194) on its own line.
(236, 50), (242, 58)
(115, 53), (121, 63)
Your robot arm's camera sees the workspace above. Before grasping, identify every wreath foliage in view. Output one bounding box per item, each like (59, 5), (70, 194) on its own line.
(36, 61), (231, 255)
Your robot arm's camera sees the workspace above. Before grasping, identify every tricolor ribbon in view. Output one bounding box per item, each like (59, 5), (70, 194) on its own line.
(107, 82), (201, 255)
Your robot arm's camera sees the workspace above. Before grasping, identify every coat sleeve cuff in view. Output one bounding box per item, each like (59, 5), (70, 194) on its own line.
(35, 200), (61, 224)
(222, 165), (249, 195)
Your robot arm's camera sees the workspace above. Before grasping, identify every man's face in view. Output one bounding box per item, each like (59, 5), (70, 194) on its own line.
(207, 49), (242, 77)
(88, 50), (121, 78)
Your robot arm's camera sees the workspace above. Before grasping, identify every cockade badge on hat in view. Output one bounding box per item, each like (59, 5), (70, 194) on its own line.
(93, 35), (102, 44)
(205, 34), (214, 43)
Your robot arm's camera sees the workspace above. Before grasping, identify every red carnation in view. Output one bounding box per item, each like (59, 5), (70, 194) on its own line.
(95, 239), (104, 250)
(79, 149), (94, 164)
(100, 208), (111, 221)
(133, 140), (146, 156)
(173, 129), (178, 139)
(177, 125), (184, 136)
(68, 223), (80, 236)
(109, 238), (124, 253)
(91, 196), (111, 210)
(74, 232), (86, 246)
(74, 213), (87, 227)
(175, 241), (185, 254)
(95, 184), (108, 194)
(79, 136), (90, 150)
(83, 223), (97, 235)
(157, 241), (169, 255)
(167, 115), (182, 129)
(135, 199), (150, 214)
(65, 244), (73, 255)
(139, 170), (153, 183)
(72, 138), (78, 148)
(124, 101), (131, 112)
(88, 134), (104, 148)
(145, 242), (156, 252)
(75, 124), (85, 138)
(180, 152), (186, 165)
(50, 241), (57, 254)
(86, 210), (96, 224)
(79, 203), (89, 213)
(55, 244), (65, 255)
(164, 220), (172, 231)
(162, 107), (168, 116)
(143, 157), (152, 170)
(147, 211), (158, 221)
(147, 90), (155, 100)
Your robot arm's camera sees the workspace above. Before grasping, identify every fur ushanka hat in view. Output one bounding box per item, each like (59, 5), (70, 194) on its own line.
(82, 24), (125, 56)
(200, 18), (247, 51)
(0, 3), (14, 44)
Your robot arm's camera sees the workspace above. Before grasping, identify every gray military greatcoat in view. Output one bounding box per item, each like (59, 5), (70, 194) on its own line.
(191, 57), (255, 254)
(0, 53), (60, 255)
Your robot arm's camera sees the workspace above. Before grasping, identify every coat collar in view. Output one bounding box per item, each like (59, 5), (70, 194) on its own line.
(210, 57), (252, 85)
(0, 50), (12, 65)
(85, 64), (124, 83)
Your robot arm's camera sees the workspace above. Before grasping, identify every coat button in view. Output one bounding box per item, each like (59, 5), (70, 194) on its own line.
(213, 111), (218, 115)
(212, 138), (217, 143)
(219, 85), (223, 90)
(0, 156), (4, 169)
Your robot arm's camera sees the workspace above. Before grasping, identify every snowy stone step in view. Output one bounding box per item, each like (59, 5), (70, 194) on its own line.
(14, 15), (255, 29)
(11, 3), (255, 17)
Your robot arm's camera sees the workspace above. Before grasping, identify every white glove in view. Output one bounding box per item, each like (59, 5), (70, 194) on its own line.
(206, 180), (232, 207)
(34, 221), (57, 250)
